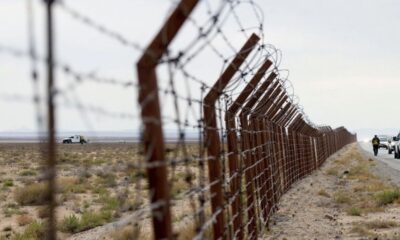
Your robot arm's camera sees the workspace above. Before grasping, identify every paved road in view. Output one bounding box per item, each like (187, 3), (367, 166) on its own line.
(359, 142), (400, 172)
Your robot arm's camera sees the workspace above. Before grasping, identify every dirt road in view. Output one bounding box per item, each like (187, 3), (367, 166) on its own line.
(264, 143), (400, 240)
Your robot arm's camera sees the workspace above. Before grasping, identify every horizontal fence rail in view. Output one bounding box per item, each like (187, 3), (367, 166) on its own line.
(0, 0), (357, 239)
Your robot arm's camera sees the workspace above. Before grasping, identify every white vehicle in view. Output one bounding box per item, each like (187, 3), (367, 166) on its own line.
(393, 133), (400, 159)
(388, 136), (399, 154)
(378, 135), (389, 149)
(62, 135), (87, 144)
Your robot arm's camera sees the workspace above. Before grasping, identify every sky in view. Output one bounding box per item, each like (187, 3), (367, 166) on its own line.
(1, 0), (400, 136)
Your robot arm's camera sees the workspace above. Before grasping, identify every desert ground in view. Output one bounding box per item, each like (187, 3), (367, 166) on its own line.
(3, 142), (399, 240)
(0, 142), (206, 240)
(265, 143), (400, 240)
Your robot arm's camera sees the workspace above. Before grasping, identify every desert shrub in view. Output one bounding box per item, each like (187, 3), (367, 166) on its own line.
(37, 206), (50, 219)
(375, 189), (400, 206)
(100, 195), (118, 212)
(350, 225), (373, 237)
(14, 182), (48, 205)
(347, 207), (362, 216)
(317, 189), (330, 198)
(326, 167), (339, 176)
(100, 173), (117, 188)
(93, 186), (108, 195)
(3, 203), (23, 217)
(364, 220), (398, 229)
(57, 177), (80, 193)
(3, 179), (13, 187)
(60, 210), (112, 233)
(14, 221), (46, 240)
(19, 170), (37, 176)
(79, 210), (109, 231)
(334, 191), (352, 204)
(17, 215), (33, 226)
(60, 214), (80, 233)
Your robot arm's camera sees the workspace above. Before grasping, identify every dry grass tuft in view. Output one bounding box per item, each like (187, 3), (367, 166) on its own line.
(375, 189), (400, 206)
(14, 182), (48, 205)
(325, 167), (339, 176)
(317, 189), (330, 198)
(363, 220), (399, 229)
(334, 191), (352, 204)
(14, 220), (46, 240)
(110, 225), (137, 240)
(350, 224), (374, 237)
(346, 207), (362, 216)
(17, 214), (34, 226)
(37, 206), (50, 219)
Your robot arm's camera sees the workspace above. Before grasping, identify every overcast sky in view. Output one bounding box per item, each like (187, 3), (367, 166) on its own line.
(1, 0), (400, 135)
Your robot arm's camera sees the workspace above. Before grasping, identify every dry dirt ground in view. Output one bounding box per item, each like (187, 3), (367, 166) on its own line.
(0, 143), (202, 240)
(264, 143), (400, 240)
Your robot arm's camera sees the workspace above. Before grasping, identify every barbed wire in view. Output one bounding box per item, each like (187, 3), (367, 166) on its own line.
(0, 1), (357, 240)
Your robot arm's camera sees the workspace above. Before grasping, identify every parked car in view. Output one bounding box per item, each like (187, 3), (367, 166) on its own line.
(378, 135), (389, 149)
(394, 133), (400, 159)
(388, 136), (399, 154)
(62, 135), (87, 144)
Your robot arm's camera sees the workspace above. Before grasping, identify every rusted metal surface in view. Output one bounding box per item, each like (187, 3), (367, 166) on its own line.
(8, 2), (359, 240)
(225, 58), (272, 240)
(204, 33), (260, 240)
(44, 0), (56, 239)
(136, 0), (199, 239)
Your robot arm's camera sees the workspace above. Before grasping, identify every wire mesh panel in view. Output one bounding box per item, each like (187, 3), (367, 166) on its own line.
(0, 0), (357, 240)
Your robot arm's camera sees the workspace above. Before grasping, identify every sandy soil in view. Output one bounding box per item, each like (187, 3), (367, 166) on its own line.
(264, 143), (400, 240)
(0, 143), (203, 240)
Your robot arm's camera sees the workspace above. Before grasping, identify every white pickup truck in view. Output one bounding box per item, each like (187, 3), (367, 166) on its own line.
(62, 135), (87, 144)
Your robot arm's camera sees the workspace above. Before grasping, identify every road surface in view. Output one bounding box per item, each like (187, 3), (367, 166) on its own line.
(359, 141), (400, 172)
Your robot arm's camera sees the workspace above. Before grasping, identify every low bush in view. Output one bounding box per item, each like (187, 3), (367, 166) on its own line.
(17, 214), (33, 226)
(3, 179), (13, 188)
(60, 210), (113, 233)
(364, 220), (398, 229)
(317, 189), (330, 198)
(346, 207), (362, 216)
(375, 189), (400, 206)
(19, 170), (37, 176)
(334, 191), (352, 204)
(60, 214), (80, 233)
(14, 182), (48, 205)
(14, 221), (46, 240)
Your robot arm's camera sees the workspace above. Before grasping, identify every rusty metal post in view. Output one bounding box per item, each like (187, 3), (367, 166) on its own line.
(44, 0), (57, 239)
(204, 33), (260, 240)
(247, 86), (285, 222)
(225, 59), (272, 240)
(136, 0), (199, 239)
(239, 72), (277, 239)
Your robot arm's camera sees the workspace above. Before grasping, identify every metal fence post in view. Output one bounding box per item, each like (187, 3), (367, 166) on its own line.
(136, 0), (199, 239)
(43, 0), (57, 239)
(225, 59), (272, 240)
(204, 33), (260, 240)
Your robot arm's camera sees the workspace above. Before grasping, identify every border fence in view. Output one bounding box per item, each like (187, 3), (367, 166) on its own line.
(0, 0), (357, 239)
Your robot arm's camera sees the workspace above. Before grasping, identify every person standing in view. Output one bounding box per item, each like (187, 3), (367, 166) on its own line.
(372, 135), (380, 156)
